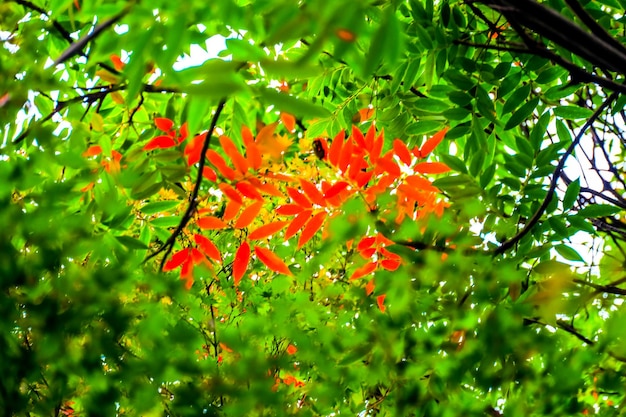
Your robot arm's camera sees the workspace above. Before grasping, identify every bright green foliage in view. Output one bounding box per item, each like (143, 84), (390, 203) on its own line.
(2, 0), (626, 416)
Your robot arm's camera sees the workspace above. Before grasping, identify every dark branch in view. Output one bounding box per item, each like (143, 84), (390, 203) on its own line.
(494, 92), (619, 255)
(144, 98), (228, 270)
(53, 6), (131, 66)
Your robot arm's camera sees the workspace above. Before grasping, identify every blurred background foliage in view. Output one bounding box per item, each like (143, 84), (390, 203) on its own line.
(2, 0), (626, 415)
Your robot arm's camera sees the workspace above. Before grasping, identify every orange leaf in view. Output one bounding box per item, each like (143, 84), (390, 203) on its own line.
(197, 216), (228, 230)
(404, 175), (439, 192)
(178, 122), (189, 142)
(287, 187), (312, 208)
(220, 135), (249, 174)
(393, 139), (412, 166)
(206, 150), (237, 180)
(254, 246), (292, 275)
(381, 259), (401, 271)
(286, 344), (298, 355)
(276, 204), (305, 216)
(298, 211), (326, 248)
(242, 125), (254, 146)
(164, 249), (190, 271)
(350, 261), (377, 280)
(328, 130), (345, 167)
(83, 145), (102, 157)
(299, 179), (325, 206)
(219, 183), (243, 204)
(155, 117), (174, 132)
(236, 180), (264, 200)
(280, 112), (296, 132)
(416, 126), (448, 158)
(248, 179), (283, 197)
(413, 162), (451, 174)
(246, 141), (263, 171)
(376, 155), (401, 178)
(232, 242), (250, 286)
(234, 200), (264, 229)
(194, 234), (221, 262)
(336, 28), (356, 42)
(143, 135), (177, 151)
(347, 153), (366, 181)
(248, 220), (288, 240)
(351, 125), (366, 149)
(323, 181), (349, 199)
(376, 294), (387, 313)
(284, 209), (312, 241)
(223, 199), (242, 222)
(365, 279), (375, 296)
(359, 107), (375, 122)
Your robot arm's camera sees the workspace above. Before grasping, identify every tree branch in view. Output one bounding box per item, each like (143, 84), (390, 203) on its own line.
(494, 92), (619, 255)
(12, 0), (76, 46)
(144, 98), (228, 270)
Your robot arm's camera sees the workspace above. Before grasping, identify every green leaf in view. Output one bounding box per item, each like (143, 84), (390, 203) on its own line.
(562, 180), (580, 211)
(555, 244), (585, 262)
(151, 216), (182, 228)
(578, 204), (621, 218)
(504, 97), (539, 130)
(258, 89), (331, 119)
(141, 201), (181, 215)
(553, 106), (593, 120)
(406, 121), (444, 135)
(412, 98), (450, 113)
(502, 84), (531, 115)
(116, 235), (149, 250)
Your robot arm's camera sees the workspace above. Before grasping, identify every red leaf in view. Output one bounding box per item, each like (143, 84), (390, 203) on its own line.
(357, 236), (376, 252)
(393, 139), (413, 166)
(286, 344), (298, 355)
(164, 249), (190, 271)
(184, 132), (207, 165)
(377, 153), (401, 177)
(413, 162), (451, 174)
(219, 183), (243, 204)
(404, 175), (439, 192)
(323, 181), (349, 199)
(364, 124), (376, 151)
(369, 131), (384, 164)
(298, 211), (326, 248)
(416, 126), (448, 158)
(248, 220), (288, 240)
(197, 216), (228, 230)
(280, 112), (296, 132)
(299, 179), (325, 206)
(328, 130), (345, 167)
(110, 54), (125, 71)
(276, 204), (305, 216)
(338, 136), (353, 173)
(355, 170), (374, 189)
(254, 246), (292, 275)
(234, 200), (263, 229)
(232, 242), (250, 286)
(376, 294), (387, 313)
(178, 122), (189, 142)
(381, 259), (401, 271)
(220, 135), (249, 174)
(206, 150), (237, 180)
(350, 261), (377, 280)
(194, 234), (221, 262)
(284, 209), (312, 241)
(347, 153), (366, 181)
(143, 135), (177, 151)
(246, 141), (263, 171)
(236, 180), (264, 200)
(365, 279), (375, 296)
(202, 167), (217, 182)
(82, 145), (102, 157)
(155, 117), (174, 132)
(287, 187), (312, 208)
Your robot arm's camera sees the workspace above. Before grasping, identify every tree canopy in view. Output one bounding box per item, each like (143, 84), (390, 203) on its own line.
(2, 0), (626, 415)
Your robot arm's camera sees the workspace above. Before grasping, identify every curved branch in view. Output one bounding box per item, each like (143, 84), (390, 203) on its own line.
(494, 92), (619, 255)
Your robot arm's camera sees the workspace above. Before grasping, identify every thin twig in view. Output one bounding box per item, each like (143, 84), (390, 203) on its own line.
(494, 92), (619, 255)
